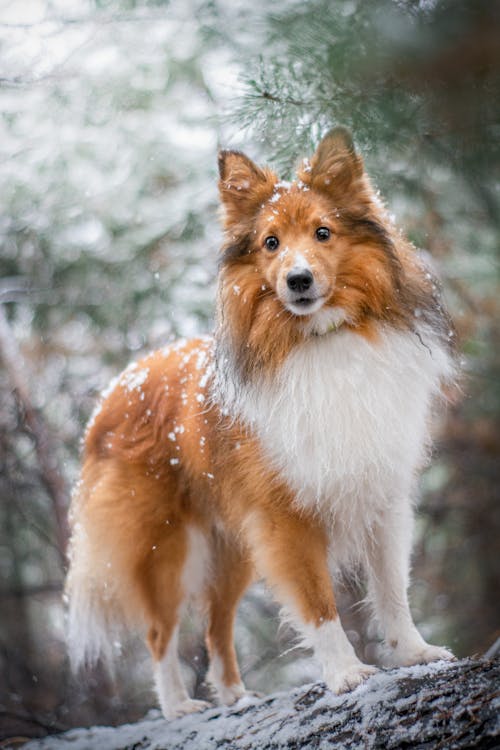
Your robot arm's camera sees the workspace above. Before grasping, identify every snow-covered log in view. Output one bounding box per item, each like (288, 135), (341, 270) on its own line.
(24, 657), (499, 749)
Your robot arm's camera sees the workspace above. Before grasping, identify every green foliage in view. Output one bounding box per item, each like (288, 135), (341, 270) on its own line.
(232, 0), (499, 209)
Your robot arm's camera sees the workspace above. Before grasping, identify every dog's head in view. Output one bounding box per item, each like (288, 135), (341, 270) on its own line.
(218, 128), (404, 337)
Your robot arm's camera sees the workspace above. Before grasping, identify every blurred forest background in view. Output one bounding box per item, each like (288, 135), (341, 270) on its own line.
(0, 0), (499, 743)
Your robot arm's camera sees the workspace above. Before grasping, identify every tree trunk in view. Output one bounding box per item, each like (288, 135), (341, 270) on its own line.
(22, 657), (500, 749)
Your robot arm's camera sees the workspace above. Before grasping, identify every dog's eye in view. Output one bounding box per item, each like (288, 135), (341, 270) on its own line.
(265, 236), (280, 251)
(316, 227), (330, 242)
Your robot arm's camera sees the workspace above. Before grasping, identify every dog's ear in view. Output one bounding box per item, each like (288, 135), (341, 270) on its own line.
(299, 128), (371, 212)
(218, 151), (276, 228)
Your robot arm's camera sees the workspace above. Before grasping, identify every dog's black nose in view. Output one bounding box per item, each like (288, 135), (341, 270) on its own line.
(287, 269), (313, 293)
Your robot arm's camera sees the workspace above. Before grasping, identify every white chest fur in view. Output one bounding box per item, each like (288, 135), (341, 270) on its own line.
(225, 327), (452, 555)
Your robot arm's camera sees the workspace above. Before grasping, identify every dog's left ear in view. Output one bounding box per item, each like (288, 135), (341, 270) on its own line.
(218, 150), (276, 229)
(299, 128), (371, 212)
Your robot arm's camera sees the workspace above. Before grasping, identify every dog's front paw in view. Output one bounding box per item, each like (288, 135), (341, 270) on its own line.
(327, 662), (378, 694)
(392, 642), (455, 668)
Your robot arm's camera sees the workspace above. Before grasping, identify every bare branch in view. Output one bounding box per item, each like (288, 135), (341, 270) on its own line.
(0, 305), (69, 567)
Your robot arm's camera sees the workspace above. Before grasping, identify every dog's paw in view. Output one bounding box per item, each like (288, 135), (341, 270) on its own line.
(216, 683), (261, 706)
(391, 642), (455, 668)
(327, 662), (378, 694)
(230, 689), (263, 708)
(166, 698), (212, 719)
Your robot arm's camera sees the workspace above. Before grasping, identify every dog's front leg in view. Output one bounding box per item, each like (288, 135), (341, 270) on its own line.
(245, 508), (377, 694)
(367, 502), (454, 666)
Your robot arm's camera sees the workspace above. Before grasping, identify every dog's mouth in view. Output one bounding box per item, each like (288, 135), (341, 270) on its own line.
(286, 295), (325, 316)
(293, 296), (318, 307)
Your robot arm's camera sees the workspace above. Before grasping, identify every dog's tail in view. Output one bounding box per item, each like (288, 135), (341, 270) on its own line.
(64, 480), (128, 671)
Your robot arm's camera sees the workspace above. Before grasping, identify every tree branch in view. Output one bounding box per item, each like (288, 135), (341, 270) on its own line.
(20, 657), (500, 749)
(0, 305), (69, 566)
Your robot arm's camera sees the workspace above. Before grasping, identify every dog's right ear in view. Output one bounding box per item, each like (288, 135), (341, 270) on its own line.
(218, 151), (276, 229)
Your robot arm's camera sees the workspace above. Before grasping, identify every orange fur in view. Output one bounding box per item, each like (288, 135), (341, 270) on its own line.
(66, 129), (455, 715)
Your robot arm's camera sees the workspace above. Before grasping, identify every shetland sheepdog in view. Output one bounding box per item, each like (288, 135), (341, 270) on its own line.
(66, 128), (456, 719)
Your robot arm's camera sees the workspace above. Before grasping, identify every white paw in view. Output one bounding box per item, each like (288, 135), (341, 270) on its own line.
(327, 662), (378, 694)
(166, 698), (212, 720)
(392, 642), (455, 667)
(213, 681), (261, 706)
(216, 682), (245, 705)
(229, 689), (262, 708)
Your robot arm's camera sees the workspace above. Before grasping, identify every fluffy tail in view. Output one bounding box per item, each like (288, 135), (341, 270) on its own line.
(65, 522), (122, 670)
(64, 470), (131, 671)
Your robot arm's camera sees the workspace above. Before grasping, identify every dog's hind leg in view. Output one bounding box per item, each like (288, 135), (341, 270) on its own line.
(205, 534), (254, 704)
(141, 523), (212, 719)
(69, 457), (212, 719)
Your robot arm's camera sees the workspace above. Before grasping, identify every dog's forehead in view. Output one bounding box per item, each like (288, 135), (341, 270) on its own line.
(258, 182), (331, 228)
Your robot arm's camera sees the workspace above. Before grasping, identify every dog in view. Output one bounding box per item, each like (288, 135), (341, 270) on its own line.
(66, 128), (456, 719)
